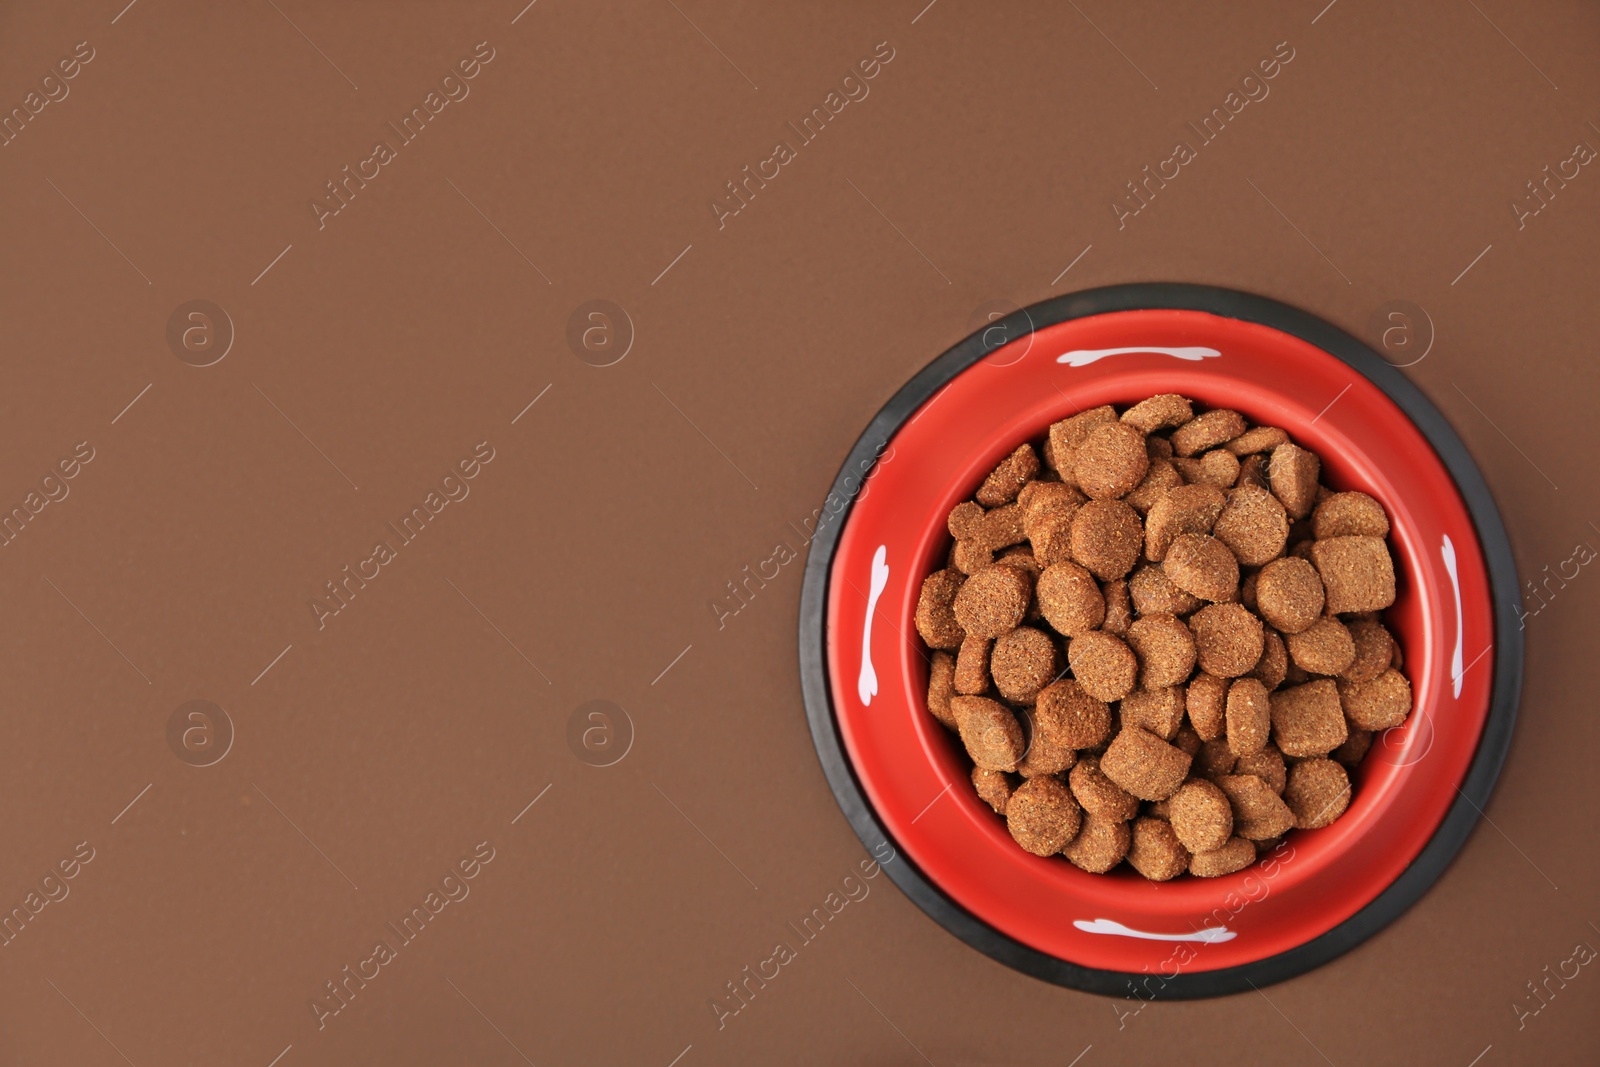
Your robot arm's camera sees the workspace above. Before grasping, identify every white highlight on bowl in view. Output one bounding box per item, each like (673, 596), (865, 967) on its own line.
(858, 545), (890, 706)
(1073, 918), (1237, 943)
(1056, 346), (1221, 367)
(1441, 534), (1464, 699)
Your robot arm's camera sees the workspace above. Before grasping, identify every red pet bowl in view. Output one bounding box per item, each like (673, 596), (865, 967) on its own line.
(798, 285), (1522, 997)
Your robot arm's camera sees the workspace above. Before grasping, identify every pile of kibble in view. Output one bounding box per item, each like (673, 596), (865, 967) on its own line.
(914, 395), (1413, 880)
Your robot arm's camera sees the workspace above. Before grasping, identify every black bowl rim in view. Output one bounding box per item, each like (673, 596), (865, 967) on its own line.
(796, 283), (1523, 999)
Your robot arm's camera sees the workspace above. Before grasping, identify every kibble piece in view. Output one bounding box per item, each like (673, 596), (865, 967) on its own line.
(1022, 483), (1085, 565)
(1186, 673), (1227, 741)
(972, 766), (1013, 815)
(1286, 617), (1357, 676)
(1102, 578), (1133, 635)
(1127, 816), (1191, 881)
(1189, 836), (1258, 877)
(1126, 614), (1197, 688)
(1173, 449), (1241, 488)
(1283, 759), (1351, 829)
(1144, 484), (1227, 560)
(953, 565), (1031, 639)
(1120, 686), (1186, 740)
(1338, 669), (1412, 730)
(1168, 779), (1234, 852)
(1069, 755), (1141, 820)
(1215, 774), (1295, 840)
(915, 569), (966, 649)
(990, 627), (1057, 703)
(1196, 737), (1237, 778)
(1069, 499), (1143, 580)
(1269, 679), (1349, 757)
(1311, 537), (1397, 614)
(1034, 679), (1112, 750)
(1255, 557), (1326, 634)
(1239, 570), (1259, 611)
(1122, 394), (1193, 433)
(1006, 776), (1082, 856)
(950, 539), (994, 575)
(1124, 459), (1185, 515)
(976, 443), (1041, 507)
(1224, 426), (1289, 456)
(1174, 725), (1203, 757)
(1015, 695), (1079, 777)
(1342, 620), (1396, 683)
(1312, 491), (1390, 540)
(1172, 409), (1247, 457)
(996, 545), (1042, 576)
(1188, 603), (1264, 678)
(1268, 442), (1321, 519)
(1074, 423), (1150, 500)
(1046, 406), (1117, 484)
(1332, 728), (1373, 768)
(1163, 533), (1241, 603)
(1128, 563), (1203, 616)
(1147, 435), (1174, 461)
(1249, 628), (1288, 690)
(1213, 485), (1290, 567)
(1234, 744), (1287, 794)
(926, 651), (958, 729)
(1066, 631), (1138, 702)
(1036, 561), (1106, 637)
(1226, 678), (1272, 757)
(953, 696), (1026, 771)
(1063, 814), (1132, 873)
(1236, 453), (1270, 491)
(1101, 726), (1193, 801)
(954, 635), (992, 695)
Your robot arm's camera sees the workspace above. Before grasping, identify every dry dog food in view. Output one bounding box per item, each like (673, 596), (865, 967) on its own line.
(915, 396), (1413, 879)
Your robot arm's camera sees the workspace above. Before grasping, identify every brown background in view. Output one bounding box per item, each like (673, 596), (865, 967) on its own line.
(1, 0), (1596, 1064)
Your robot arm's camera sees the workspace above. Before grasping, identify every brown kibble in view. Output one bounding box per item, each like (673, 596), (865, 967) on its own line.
(1069, 755), (1141, 820)
(1164, 533), (1240, 603)
(1144, 484), (1227, 560)
(972, 766), (1013, 815)
(1022, 482), (1084, 565)
(1172, 409), (1247, 457)
(954, 635), (992, 695)
(1126, 614), (1198, 688)
(1102, 578), (1132, 635)
(1186, 673), (1227, 741)
(1174, 725), (1203, 757)
(1215, 774), (1295, 840)
(950, 539), (995, 575)
(1122, 394), (1193, 433)
(1121, 686), (1186, 741)
(1255, 557), (1326, 634)
(1046, 406), (1117, 483)
(1312, 491), (1390, 540)
(926, 651), (958, 729)
(1189, 836), (1257, 877)
(1066, 631), (1138, 701)
(1239, 570), (1259, 611)
(1286, 617), (1357, 676)
(1236, 453), (1270, 491)
(1064, 814), (1132, 873)
(953, 565), (1031, 639)
(996, 545), (1042, 576)
(1338, 669), (1413, 730)
(1169, 779), (1234, 852)
(1101, 726), (1193, 801)
(1006, 776), (1082, 856)
(915, 568), (966, 649)
(1226, 677), (1272, 757)
(1224, 426), (1289, 456)
(1124, 459), (1185, 515)
(1234, 744), (1287, 794)
(1129, 563), (1203, 617)
(1342, 620), (1395, 682)
(1283, 759), (1351, 829)
(1036, 561), (1106, 637)
(1250, 628), (1288, 691)
(1268, 443), (1321, 519)
(1196, 737), (1237, 778)
(1269, 679), (1349, 757)
(1188, 603), (1264, 678)
(1311, 536), (1397, 614)
(1213, 485), (1290, 567)
(1035, 679), (1112, 749)
(976, 443), (1041, 507)
(953, 696), (1026, 771)
(1074, 423), (1150, 500)
(1147, 435), (1174, 461)
(1127, 816), (1191, 881)
(1015, 721), (1078, 778)
(1332, 728), (1373, 768)
(990, 627), (1058, 703)
(1069, 499), (1143, 580)
(1172, 449), (1241, 488)
(949, 500), (1026, 551)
